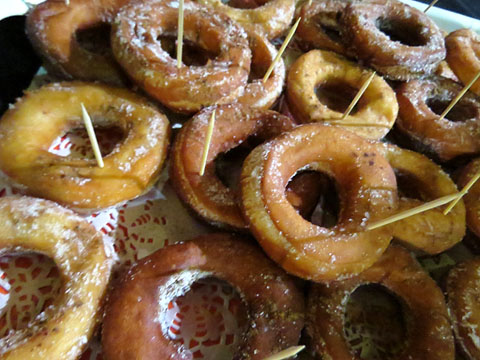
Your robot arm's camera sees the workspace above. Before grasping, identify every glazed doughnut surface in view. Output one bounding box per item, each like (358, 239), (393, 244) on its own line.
(102, 233), (304, 360)
(0, 196), (112, 360)
(0, 82), (170, 210)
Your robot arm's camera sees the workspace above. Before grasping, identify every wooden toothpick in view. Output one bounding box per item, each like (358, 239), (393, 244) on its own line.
(81, 103), (104, 168)
(199, 110), (216, 176)
(366, 193), (459, 231)
(438, 69), (480, 121)
(263, 345), (305, 360)
(263, 17), (301, 84)
(424, 0), (439, 13)
(342, 71), (376, 120)
(443, 170), (480, 215)
(177, 0), (184, 69)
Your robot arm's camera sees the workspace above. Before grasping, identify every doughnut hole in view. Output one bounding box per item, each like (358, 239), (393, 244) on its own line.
(75, 23), (112, 56)
(49, 124), (125, 159)
(426, 97), (479, 122)
(215, 135), (266, 193)
(286, 170), (340, 228)
(315, 80), (362, 115)
(344, 284), (408, 360)
(375, 17), (428, 47)
(157, 35), (219, 67)
(166, 277), (249, 359)
(222, 0), (269, 10)
(394, 170), (425, 201)
(0, 253), (61, 337)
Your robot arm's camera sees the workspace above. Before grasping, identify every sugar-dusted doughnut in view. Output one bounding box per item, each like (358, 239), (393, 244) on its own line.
(26, 0), (129, 85)
(446, 29), (480, 96)
(0, 82), (170, 211)
(171, 104), (295, 230)
(343, 0), (445, 80)
(396, 77), (480, 161)
(241, 124), (398, 281)
(307, 245), (454, 359)
(287, 50), (398, 140)
(102, 233), (305, 360)
(0, 196), (112, 359)
(111, 0), (251, 114)
(375, 142), (465, 254)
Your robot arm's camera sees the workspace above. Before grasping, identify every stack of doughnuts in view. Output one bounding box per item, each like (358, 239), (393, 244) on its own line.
(1, 0), (480, 358)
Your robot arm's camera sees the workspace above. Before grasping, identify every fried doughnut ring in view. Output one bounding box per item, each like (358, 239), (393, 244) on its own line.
(396, 77), (480, 161)
(343, 1), (445, 80)
(197, 0), (295, 39)
(237, 29), (285, 109)
(446, 29), (480, 96)
(26, 0), (129, 85)
(446, 258), (480, 360)
(102, 233), (305, 360)
(0, 196), (112, 359)
(171, 104), (295, 230)
(111, 0), (251, 114)
(307, 245), (455, 360)
(0, 82), (170, 210)
(287, 50), (398, 140)
(457, 158), (480, 239)
(375, 142), (465, 254)
(241, 124), (398, 281)
(296, 0), (350, 56)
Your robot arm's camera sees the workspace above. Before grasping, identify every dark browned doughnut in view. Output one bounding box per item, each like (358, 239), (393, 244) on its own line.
(102, 233), (305, 360)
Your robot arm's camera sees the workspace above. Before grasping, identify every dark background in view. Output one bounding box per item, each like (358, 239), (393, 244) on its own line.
(415, 0), (480, 19)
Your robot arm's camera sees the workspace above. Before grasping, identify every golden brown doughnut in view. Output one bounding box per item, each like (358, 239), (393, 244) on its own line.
(102, 233), (305, 360)
(241, 124), (398, 281)
(0, 196), (112, 359)
(296, 0), (350, 56)
(446, 29), (480, 96)
(307, 245), (455, 360)
(375, 142), (465, 254)
(343, 0), (446, 80)
(0, 82), (170, 211)
(26, 0), (129, 85)
(111, 0), (251, 114)
(446, 257), (480, 360)
(197, 0), (295, 39)
(287, 50), (398, 140)
(171, 104), (295, 230)
(396, 77), (480, 161)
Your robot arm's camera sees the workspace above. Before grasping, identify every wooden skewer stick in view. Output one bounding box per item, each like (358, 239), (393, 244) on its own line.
(263, 345), (306, 360)
(81, 103), (104, 168)
(176, 0), (184, 69)
(438, 69), (480, 121)
(366, 193), (459, 231)
(424, 0), (439, 13)
(443, 170), (480, 215)
(199, 110), (216, 176)
(263, 17), (301, 84)
(341, 71), (376, 120)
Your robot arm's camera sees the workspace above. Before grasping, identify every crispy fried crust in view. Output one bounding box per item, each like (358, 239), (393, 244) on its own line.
(26, 0), (129, 85)
(307, 245), (454, 360)
(102, 233), (305, 360)
(170, 104), (295, 230)
(241, 124), (398, 281)
(0, 82), (170, 210)
(0, 196), (112, 360)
